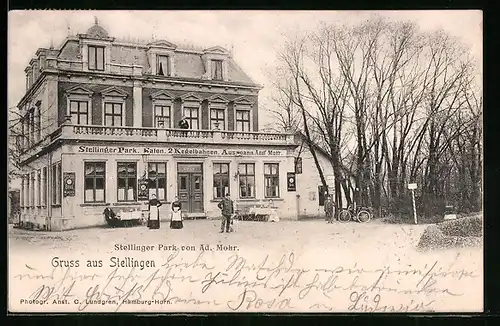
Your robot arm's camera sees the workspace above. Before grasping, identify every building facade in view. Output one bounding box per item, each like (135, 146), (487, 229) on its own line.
(16, 21), (332, 231)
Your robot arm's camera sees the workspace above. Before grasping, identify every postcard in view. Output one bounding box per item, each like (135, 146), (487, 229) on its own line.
(7, 10), (483, 313)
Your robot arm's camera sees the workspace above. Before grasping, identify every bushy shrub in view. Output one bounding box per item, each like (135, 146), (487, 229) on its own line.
(417, 215), (483, 251)
(438, 215), (482, 237)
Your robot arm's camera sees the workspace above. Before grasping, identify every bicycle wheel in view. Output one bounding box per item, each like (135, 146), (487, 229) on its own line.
(338, 210), (352, 222)
(356, 210), (371, 223)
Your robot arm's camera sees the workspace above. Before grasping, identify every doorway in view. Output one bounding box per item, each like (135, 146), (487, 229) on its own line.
(177, 163), (204, 213)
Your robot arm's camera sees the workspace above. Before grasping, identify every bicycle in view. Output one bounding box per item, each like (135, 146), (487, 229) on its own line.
(338, 205), (372, 223)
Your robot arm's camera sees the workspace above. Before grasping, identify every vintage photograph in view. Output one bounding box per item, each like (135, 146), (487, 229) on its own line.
(8, 10), (483, 313)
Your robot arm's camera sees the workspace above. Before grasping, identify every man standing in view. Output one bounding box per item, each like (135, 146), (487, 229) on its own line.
(218, 193), (234, 233)
(326, 194), (335, 223)
(178, 116), (189, 137)
(324, 191), (331, 222)
(178, 116), (189, 129)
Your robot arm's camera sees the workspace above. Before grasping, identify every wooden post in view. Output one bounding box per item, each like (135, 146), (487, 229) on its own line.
(411, 189), (417, 224)
(408, 183), (418, 224)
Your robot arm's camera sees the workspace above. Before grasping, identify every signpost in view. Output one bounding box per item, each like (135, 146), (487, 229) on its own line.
(408, 183), (418, 224)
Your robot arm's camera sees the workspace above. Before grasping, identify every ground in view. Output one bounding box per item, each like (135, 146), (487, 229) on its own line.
(8, 219), (483, 313)
(9, 219), (428, 254)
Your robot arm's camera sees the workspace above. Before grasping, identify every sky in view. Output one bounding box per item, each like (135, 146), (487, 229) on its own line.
(8, 10), (482, 121)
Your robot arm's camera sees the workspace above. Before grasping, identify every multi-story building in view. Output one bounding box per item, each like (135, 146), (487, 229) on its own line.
(16, 20), (333, 231)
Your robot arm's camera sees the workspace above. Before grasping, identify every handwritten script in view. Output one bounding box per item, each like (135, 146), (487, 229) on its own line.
(11, 250), (479, 312)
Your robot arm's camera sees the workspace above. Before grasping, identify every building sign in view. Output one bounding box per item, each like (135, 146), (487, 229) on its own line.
(178, 163), (203, 173)
(138, 179), (149, 201)
(287, 172), (296, 192)
(63, 172), (75, 197)
(77, 145), (286, 157)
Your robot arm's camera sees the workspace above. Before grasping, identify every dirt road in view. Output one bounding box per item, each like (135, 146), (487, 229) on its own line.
(8, 220), (483, 313)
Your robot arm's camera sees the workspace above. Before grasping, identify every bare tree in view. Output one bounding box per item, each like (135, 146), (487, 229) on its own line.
(270, 17), (482, 220)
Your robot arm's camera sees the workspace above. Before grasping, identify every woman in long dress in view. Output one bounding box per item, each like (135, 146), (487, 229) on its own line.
(170, 196), (184, 229)
(148, 193), (162, 229)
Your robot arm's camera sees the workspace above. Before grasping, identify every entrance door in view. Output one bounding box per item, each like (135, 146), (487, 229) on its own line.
(177, 164), (204, 213)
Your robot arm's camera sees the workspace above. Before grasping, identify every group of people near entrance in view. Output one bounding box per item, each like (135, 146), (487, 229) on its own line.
(147, 194), (184, 230)
(146, 192), (235, 232)
(147, 190), (336, 228)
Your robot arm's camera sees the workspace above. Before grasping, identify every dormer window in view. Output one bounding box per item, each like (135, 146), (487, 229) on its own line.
(147, 40), (177, 76)
(211, 60), (223, 80)
(88, 45), (105, 71)
(157, 55), (171, 76)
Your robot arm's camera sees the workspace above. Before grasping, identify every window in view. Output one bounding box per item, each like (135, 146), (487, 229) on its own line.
(36, 170), (41, 206)
(184, 107), (199, 130)
(52, 162), (61, 205)
(117, 162), (137, 201)
(104, 103), (123, 127)
(236, 110), (251, 132)
(24, 175), (29, 208)
(157, 55), (171, 76)
(213, 163), (229, 199)
(20, 176), (24, 208)
(26, 109), (34, 146)
(210, 108), (225, 130)
(35, 106), (41, 141)
(30, 110), (35, 144)
(25, 113), (30, 147)
(30, 172), (35, 208)
(295, 157), (303, 174)
(85, 162), (106, 203)
(26, 174), (31, 207)
(70, 101), (89, 125)
(238, 163), (255, 198)
(147, 163), (166, 200)
(88, 46), (105, 71)
(154, 105), (171, 128)
(42, 167), (47, 206)
(211, 60), (223, 80)
(25, 174), (30, 207)
(264, 163), (280, 198)
(20, 118), (25, 149)
(318, 186), (327, 206)
(28, 72), (33, 89)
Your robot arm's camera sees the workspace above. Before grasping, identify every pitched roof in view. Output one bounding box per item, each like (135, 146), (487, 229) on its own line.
(56, 37), (257, 85)
(294, 131), (331, 159)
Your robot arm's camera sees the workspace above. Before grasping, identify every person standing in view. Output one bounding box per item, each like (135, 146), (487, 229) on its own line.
(326, 194), (335, 223)
(178, 116), (189, 137)
(148, 193), (162, 229)
(178, 116), (189, 129)
(218, 193), (234, 233)
(324, 192), (331, 222)
(170, 196), (184, 229)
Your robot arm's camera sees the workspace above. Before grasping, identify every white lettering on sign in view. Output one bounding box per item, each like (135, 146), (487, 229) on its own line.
(77, 146), (285, 156)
